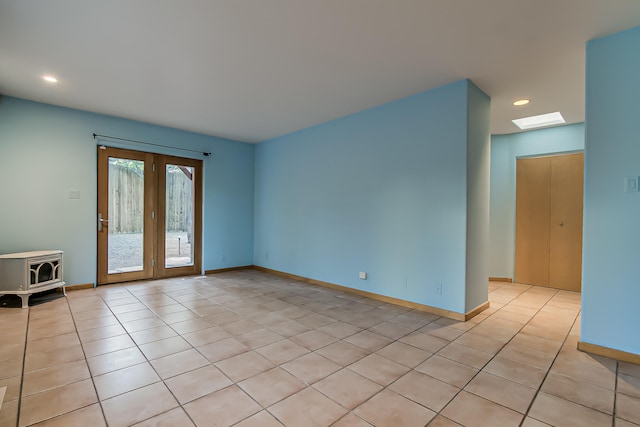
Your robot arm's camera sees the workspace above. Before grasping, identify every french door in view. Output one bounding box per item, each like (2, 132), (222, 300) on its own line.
(97, 147), (202, 285)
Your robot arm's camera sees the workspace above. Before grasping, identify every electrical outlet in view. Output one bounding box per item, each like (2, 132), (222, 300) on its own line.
(403, 276), (408, 288)
(436, 282), (442, 295)
(359, 272), (367, 280)
(220, 254), (226, 261)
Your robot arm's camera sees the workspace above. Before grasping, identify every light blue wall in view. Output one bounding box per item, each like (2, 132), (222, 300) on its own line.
(0, 97), (255, 285)
(254, 79), (490, 314)
(489, 123), (585, 279)
(582, 26), (640, 355)
(465, 82), (491, 311)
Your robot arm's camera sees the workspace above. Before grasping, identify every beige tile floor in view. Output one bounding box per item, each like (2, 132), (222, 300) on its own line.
(1, 270), (639, 426)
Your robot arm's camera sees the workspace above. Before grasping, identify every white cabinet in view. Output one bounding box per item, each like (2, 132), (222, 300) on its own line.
(0, 250), (66, 308)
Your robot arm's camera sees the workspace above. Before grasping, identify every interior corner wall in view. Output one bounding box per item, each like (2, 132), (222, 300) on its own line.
(582, 26), (640, 355)
(489, 123), (585, 280)
(0, 97), (255, 285)
(465, 81), (491, 312)
(254, 79), (485, 314)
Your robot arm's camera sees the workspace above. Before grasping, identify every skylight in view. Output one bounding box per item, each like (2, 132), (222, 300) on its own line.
(512, 112), (565, 130)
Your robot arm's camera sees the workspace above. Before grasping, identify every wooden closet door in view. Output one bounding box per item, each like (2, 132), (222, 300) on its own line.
(515, 153), (584, 290)
(549, 153), (584, 291)
(515, 157), (551, 286)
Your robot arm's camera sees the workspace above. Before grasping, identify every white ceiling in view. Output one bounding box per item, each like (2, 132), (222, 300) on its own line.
(1, 1), (639, 143)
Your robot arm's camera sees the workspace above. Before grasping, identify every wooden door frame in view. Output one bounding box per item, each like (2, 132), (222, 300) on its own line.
(97, 147), (203, 285)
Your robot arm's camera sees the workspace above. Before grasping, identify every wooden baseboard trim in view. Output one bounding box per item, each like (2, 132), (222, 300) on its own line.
(578, 341), (640, 365)
(62, 283), (95, 291)
(465, 301), (491, 321)
(489, 276), (513, 283)
(252, 266), (488, 321)
(205, 265), (254, 275)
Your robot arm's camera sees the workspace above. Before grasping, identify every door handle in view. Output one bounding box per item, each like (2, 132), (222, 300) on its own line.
(98, 213), (109, 231)
(559, 222), (564, 227)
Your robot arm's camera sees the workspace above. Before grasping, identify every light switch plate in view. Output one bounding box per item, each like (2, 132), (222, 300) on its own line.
(624, 177), (639, 193)
(69, 189), (81, 199)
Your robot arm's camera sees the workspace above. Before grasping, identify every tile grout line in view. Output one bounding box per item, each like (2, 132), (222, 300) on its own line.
(67, 292), (112, 427)
(301, 317), (432, 426)
(25, 279), (370, 425)
(15, 308), (30, 427)
(265, 305), (431, 426)
(21, 276), (600, 427)
(283, 283), (534, 425)
(26, 280), (299, 425)
(612, 360), (618, 427)
(270, 281), (533, 425)
(170, 279), (370, 426)
(383, 283), (595, 425)
(518, 290), (583, 426)
(425, 284), (557, 426)
(96, 285), (196, 427)
(97, 282), (263, 427)
(134, 279), (430, 425)
(321, 282), (550, 425)
(137, 285), (240, 427)
(521, 307), (620, 421)
(266, 276), (578, 424)
(268, 275), (549, 424)
(222, 288), (403, 426)
(84, 278), (526, 424)
(143, 289), (202, 427)
(22, 296), (110, 426)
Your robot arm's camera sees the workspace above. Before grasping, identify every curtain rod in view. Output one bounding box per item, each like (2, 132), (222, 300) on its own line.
(92, 133), (212, 157)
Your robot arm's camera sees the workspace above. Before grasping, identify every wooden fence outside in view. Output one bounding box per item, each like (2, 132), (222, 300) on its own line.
(108, 164), (193, 233)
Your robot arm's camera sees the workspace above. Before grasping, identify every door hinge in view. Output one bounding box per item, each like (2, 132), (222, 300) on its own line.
(152, 258), (155, 267)
(152, 163), (156, 172)
(152, 210), (155, 219)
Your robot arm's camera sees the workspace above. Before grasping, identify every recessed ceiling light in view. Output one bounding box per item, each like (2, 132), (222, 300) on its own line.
(512, 112), (565, 130)
(513, 99), (530, 106)
(42, 75), (58, 83)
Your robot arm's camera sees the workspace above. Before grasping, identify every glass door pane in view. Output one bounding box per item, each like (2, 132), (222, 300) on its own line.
(97, 147), (153, 285)
(108, 157), (145, 273)
(98, 148), (201, 284)
(164, 164), (195, 268)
